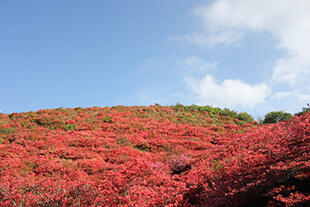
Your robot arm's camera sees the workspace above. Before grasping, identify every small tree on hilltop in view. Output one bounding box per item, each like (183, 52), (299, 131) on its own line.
(237, 112), (254, 123)
(262, 110), (292, 124)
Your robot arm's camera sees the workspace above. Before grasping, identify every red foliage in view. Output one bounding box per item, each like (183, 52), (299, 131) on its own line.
(0, 106), (309, 206)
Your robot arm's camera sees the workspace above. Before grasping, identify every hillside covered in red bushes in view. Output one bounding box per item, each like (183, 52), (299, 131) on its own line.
(0, 105), (309, 206)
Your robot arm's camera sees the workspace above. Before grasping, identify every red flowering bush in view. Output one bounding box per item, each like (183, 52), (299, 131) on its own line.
(168, 154), (191, 175)
(0, 106), (309, 206)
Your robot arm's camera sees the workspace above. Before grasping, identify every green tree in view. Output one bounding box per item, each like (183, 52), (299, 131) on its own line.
(237, 112), (254, 123)
(220, 108), (238, 118)
(263, 111), (292, 124)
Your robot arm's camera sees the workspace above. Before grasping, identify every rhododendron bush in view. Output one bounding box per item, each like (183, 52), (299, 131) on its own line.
(0, 105), (309, 206)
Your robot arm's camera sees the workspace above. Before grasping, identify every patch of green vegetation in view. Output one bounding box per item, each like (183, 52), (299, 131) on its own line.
(212, 160), (224, 171)
(93, 125), (99, 130)
(112, 105), (126, 112)
(116, 137), (134, 148)
(263, 111), (292, 124)
(220, 108), (238, 118)
(0, 127), (15, 135)
(237, 112), (254, 122)
(103, 116), (112, 123)
(141, 114), (153, 118)
(85, 118), (97, 123)
(25, 160), (37, 171)
(135, 143), (151, 152)
(186, 138), (201, 142)
(174, 103), (221, 114)
(28, 113), (35, 118)
(172, 103), (254, 124)
(34, 118), (65, 129)
(64, 124), (76, 131)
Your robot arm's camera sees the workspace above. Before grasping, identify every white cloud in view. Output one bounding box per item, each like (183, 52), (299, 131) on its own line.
(272, 91), (294, 99)
(170, 31), (243, 48)
(180, 0), (310, 85)
(184, 75), (271, 109)
(139, 58), (156, 72)
(179, 56), (217, 73)
(272, 56), (309, 85)
(273, 90), (309, 102)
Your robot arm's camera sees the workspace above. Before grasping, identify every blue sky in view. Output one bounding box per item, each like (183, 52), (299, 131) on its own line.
(1, 0), (310, 117)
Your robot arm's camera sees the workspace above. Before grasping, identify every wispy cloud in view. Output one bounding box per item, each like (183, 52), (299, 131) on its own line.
(139, 58), (156, 72)
(178, 56), (217, 73)
(170, 31), (243, 48)
(272, 91), (309, 102)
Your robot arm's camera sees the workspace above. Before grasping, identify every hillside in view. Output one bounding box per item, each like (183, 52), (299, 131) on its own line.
(0, 105), (309, 206)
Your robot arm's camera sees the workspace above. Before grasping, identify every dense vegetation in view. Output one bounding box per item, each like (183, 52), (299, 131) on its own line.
(262, 111), (293, 124)
(0, 105), (309, 206)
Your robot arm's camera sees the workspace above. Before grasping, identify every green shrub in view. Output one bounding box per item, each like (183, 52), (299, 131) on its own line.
(34, 118), (65, 129)
(203, 106), (220, 114)
(0, 127), (15, 135)
(173, 103), (186, 111)
(64, 124), (76, 131)
(116, 137), (134, 148)
(237, 112), (254, 123)
(187, 104), (200, 112)
(173, 103), (223, 115)
(103, 116), (112, 123)
(263, 111), (292, 124)
(220, 108), (238, 118)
